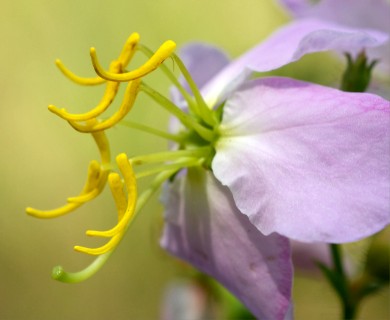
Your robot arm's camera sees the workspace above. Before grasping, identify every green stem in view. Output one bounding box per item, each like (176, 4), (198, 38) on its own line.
(330, 244), (358, 320)
(331, 244), (345, 278)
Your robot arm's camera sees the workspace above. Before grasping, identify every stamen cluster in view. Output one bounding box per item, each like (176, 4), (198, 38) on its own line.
(27, 33), (219, 282)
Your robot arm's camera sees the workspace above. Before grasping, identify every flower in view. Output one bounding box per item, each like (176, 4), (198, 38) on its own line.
(27, 21), (389, 319)
(278, 0), (390, 95)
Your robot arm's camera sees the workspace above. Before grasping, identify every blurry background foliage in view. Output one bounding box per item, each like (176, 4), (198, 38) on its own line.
(0, 0), (388, 319)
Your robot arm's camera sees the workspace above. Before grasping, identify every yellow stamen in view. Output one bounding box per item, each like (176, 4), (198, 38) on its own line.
(26, 125), (111, 219)
(48, 61), (122, 121)
(26, 202), (84, 219)
(74, 234), (121, 255)
(69, 79), (141, 133)
(107, 173), (127, 220)
(66, 159), (101, 203)
(67, 189), (99, 203)
(26, 160), (101, 218)
(90, 40), (176, 82)
(75, 154), (137, 255)
(117, 32), (140, 67)
(91, 124), (111, 165)
(55, 59), (105, 86)
(86, 153), (137, 238)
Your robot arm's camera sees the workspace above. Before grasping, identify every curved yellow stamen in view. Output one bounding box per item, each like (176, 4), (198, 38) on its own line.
(26, 126), (111, 219)
(86, 153), (137, 238)
(67, 188), (99, 203)
(117, 32), (140, 67)
(69, 79), (141, 133)
(55, 59), (105, 86)
(26, 160), (101, 218)
(90, 40), (176, 82)
(66, 159), (101, 203)
(48, 61), (122, 121)
(26, 202), (83, 219)
(74, 234), (121, 256)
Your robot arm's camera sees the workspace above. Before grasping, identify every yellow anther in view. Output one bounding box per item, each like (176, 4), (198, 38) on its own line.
(117, 32), (140, 67)
(26, 202), (83, 219)
(26, 160), (102, 219)
(90, 40), (176, 82)
(55, 59), (105, 86)
(69, 79), (141, 133)
(26, 125), (111, 219)
(91, 124), (111, 165)
(48, 61), (122, 121)
(66, 159), (101, 203)
(74, 234), (121, 255)
(67, 188), (99, 203)
(86, 153), (137, 238)
(107, 173), (127, 220)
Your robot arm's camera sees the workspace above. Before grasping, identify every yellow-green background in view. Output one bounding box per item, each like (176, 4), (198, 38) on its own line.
(0, 0), (388, 319)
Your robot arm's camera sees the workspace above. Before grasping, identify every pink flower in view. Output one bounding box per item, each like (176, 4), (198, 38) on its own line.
(161, 21), (390, 319)
(28, 19), (390, 319)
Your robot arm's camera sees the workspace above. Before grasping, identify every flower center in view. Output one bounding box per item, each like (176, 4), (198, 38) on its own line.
(26, 33), (221, 283)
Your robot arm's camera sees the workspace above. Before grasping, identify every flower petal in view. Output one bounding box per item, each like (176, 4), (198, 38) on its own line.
(202, 19), (388, 106)
(161, 168), (292, 320)
(278, 0), (390, 76)
(279, 0), (390, 31)
(213, 77), (390, 243)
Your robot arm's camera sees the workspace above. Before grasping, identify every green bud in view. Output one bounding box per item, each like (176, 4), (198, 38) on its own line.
(341, 51), (378, 92)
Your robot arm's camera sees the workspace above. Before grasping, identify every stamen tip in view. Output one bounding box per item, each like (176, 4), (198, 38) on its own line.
(108, 172), (121, 183)
(166, 40), (177, 49)
(47, 104), (59, 113)
(116, 153), (128, 164)
(73, 245), (84, 253)
(130, 32), (140, 42)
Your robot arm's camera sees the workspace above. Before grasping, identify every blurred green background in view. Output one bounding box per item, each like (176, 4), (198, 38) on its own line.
(0, 0), (388, 319)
